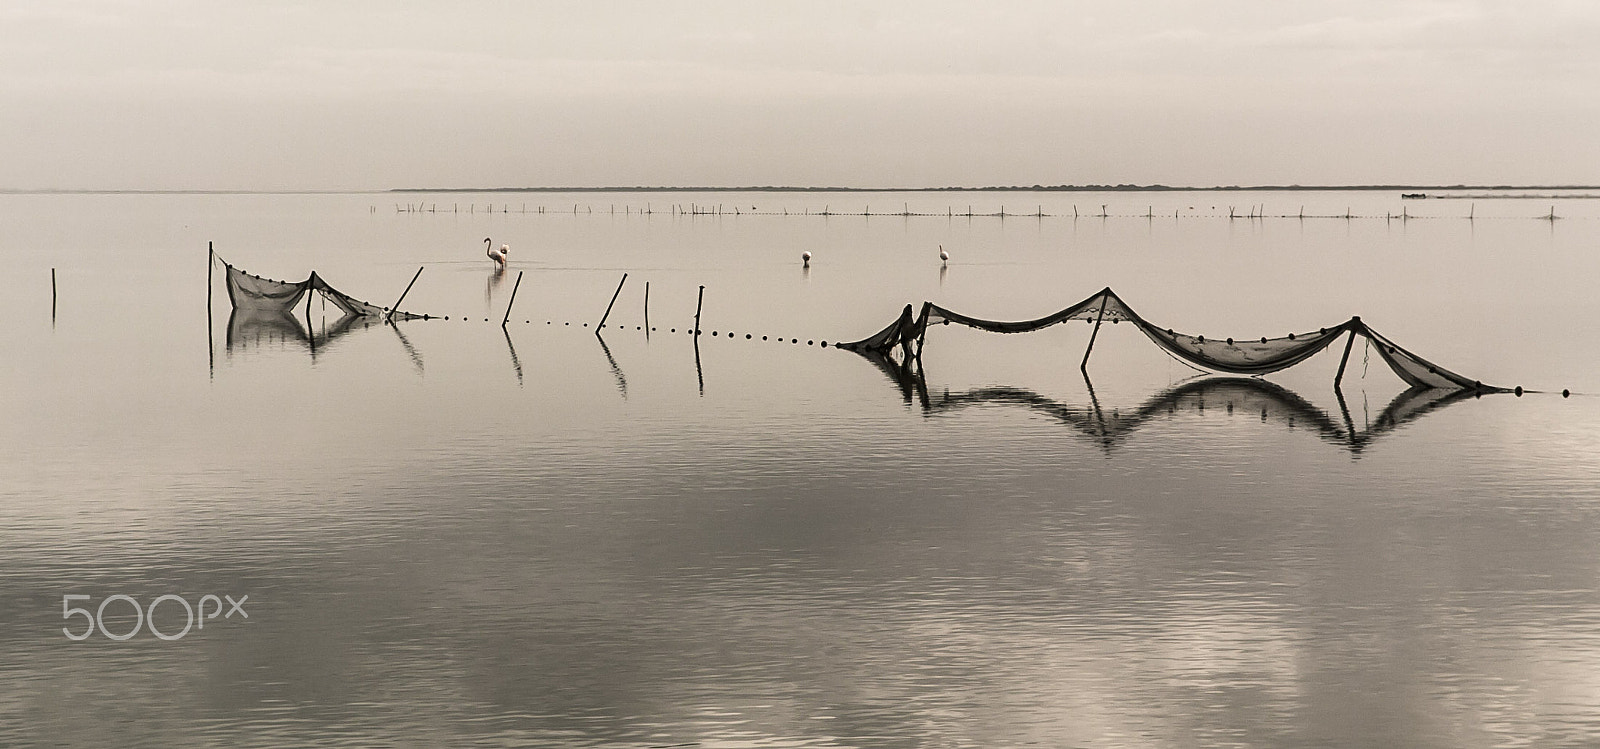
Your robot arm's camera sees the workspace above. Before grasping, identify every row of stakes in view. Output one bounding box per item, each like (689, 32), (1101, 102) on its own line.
(391, 202), (1571, 221)
(417, 271), (834, 349)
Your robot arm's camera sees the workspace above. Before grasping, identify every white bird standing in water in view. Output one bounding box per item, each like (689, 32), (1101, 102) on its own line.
(485, 237), (508, 268)
(802, 251), (812, 267)
(939, 245), (949, 265)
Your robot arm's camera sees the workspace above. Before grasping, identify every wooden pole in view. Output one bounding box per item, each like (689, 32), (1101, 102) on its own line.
(384, 266), (424, 324)
(305, 275), (315, 351)
(1334, 322), (1359, 388)
(597, 273), (627, 329)
(501, 270), (523, 327)
(205, 243), (213, 373)
(643, 281), (650, 332)
(52, 267), (57, 320)
(693, 285), (705, 335)
(1081, 294), (1110, 372)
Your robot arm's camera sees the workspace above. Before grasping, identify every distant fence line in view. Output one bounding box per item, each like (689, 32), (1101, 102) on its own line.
(384, 202), (1576, 221)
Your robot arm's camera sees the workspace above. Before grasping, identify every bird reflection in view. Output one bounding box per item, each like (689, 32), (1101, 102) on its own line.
(850, 349), (1489, 456)
(486, 264), (508, 307)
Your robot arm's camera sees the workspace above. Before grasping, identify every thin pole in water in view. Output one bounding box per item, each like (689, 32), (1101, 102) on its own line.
(693, 285), (705, 335)
(1334, 322), (1359, 389)
(384, 266), (424, 324)
(501, 271), (523, 327)
(52, 267), (57, 322)
(597, 273), (627, 329)
(305, 275), (315, 351)
(205, 242), (214, 375)
(1081, 293), (1110, 373)
(643, 281), (650, 333)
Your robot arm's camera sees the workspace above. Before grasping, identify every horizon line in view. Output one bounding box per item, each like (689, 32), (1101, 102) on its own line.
(4, 183), (1600, 195)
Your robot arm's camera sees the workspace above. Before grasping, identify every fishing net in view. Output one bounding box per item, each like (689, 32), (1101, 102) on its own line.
(219, 256), (429, 321)
(841, 287), (1499, 391)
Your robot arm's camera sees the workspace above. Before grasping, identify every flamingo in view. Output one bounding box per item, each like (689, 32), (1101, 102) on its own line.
(485, 237), (508, 268)
(939, 244), (949, 265)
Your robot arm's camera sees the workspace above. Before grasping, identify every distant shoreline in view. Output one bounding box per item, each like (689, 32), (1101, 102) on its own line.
(391, 184), (1600, 194)
(2, 185), (1598, 195)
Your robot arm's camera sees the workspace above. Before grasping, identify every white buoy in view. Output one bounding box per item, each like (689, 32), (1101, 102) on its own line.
(939, 245), (949, 264)
(802, 251), (812, 267)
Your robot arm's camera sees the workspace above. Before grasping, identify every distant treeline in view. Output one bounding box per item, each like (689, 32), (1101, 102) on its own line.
(392, 184), (1600, 193)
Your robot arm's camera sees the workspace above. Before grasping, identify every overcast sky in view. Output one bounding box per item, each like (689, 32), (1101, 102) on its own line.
(1, 1), (1595, 190)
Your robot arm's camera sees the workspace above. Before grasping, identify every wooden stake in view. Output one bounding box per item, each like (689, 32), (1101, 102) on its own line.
(1081, 294), (1109, 372)
(384, 266), (424, 324)
(1334, 324), (1359, 388)
(693, 285), (705, 335)
(597, 273), (627, 329)
(501, 271), (523, 327)
(643, 281), (650, 332)
(52, 267), (57, 320)
(305, 275), (315, 350)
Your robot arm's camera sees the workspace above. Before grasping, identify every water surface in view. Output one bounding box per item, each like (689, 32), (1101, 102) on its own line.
(2, 190), (1599, 747)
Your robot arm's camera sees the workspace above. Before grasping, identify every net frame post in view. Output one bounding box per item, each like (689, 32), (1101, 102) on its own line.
(502, 270), (524, 327)
(914, 304), (930, 361)
(1334, 318), (1360, 389)
(895, 304), (915, 363)
(1080, 294), (1110, 373)
(305, 272), (317, 352)
(384, 267), (425, 324)
(597, 272), (628, 329)
(693, 285), (704, 335)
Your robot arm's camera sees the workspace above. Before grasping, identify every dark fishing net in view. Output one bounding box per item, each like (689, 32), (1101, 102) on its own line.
(841, 287), (1500, 391)
(220, 257), (428, 321)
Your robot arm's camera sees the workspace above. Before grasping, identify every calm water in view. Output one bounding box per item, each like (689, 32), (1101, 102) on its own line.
(3, 190), (1600, 747)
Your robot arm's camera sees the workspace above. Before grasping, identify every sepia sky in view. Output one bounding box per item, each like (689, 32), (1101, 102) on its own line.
(1, 0), (1596, 190)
